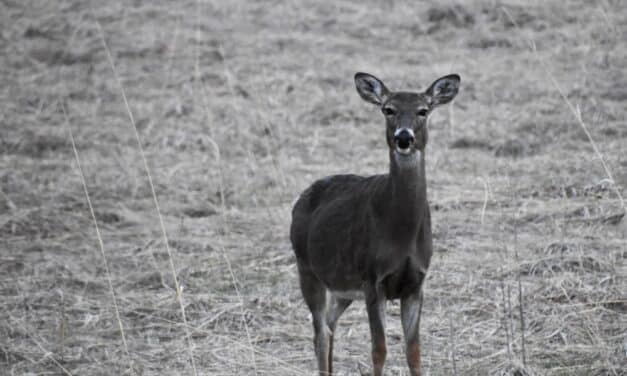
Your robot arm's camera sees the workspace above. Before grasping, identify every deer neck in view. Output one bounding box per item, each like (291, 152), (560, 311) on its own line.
(384, 150), (427, 236)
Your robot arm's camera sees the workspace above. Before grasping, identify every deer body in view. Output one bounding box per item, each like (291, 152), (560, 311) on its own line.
(290, 73), (460, 376)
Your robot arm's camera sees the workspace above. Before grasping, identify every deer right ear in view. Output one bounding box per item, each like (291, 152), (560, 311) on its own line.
(425, 74), (460, 107)
(355, 72), (389, 106)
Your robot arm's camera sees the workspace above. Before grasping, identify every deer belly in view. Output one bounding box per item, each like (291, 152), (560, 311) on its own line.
(330, 289), (365, 300)
(312, 260), (364, 292)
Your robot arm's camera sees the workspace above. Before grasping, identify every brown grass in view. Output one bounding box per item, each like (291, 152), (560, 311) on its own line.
(1, 0), (625, 375)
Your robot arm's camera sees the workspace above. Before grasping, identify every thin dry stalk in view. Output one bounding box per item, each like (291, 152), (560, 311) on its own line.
(62, 104), (131, 364)
(192, 3), (259, 372)
(58, 290), (66, 361)
(542, 65), (625, 211)
(512, 209), (527, 368)
(448, 310), (458, 375)
(503, 8), (621, 374)
(0, 186), (16, 211)
(478, 177), (489, 227)
(557, 281), (618, 376)
(448, 98), (456, 139)
(95, 22), (198, 376)
(501, 6), (626, 214)
(500, 277), (513, 364)
(8, 315), (73, 376)
(117, 296), (308, 375)
(161, 15), (181, 92)
(202, 116), (259, 376)
(506, 285), (515, 363)
(503, 169), (522, 369)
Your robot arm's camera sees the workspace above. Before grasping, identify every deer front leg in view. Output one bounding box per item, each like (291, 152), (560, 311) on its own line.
(401, 290), (424, 376)
(365, 285), (387, 376)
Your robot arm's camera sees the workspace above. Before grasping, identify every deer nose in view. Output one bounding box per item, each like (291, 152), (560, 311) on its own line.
(393, 128), (415, 151)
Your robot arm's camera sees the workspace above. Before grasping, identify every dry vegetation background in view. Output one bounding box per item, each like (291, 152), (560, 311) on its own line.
(1, 0), (626, 375)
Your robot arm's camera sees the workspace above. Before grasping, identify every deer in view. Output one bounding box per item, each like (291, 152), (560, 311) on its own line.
(290, 72), (460, 376)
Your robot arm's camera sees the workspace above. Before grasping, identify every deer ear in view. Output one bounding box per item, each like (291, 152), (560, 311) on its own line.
(425, 74), (460, 106)
(354, 72), (389, 105)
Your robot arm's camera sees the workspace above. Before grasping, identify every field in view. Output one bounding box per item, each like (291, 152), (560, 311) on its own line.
(1, 0), (626, 375)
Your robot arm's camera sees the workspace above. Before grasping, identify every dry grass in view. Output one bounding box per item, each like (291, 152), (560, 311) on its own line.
(1, 0), (625, 375)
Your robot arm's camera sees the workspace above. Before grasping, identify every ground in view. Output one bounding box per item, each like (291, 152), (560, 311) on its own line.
(0, 0), (626, 375)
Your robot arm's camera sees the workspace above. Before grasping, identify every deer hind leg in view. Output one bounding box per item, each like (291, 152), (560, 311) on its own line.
(401, 290), (424, 376)
(297, 262), (330, 375)
(365, 285), (387, 376)
(325, 296), (352, 375)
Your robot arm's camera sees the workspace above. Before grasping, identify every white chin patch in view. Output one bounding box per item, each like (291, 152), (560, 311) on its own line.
(394, 149), (421, 165)
(396, 146), (412, 155)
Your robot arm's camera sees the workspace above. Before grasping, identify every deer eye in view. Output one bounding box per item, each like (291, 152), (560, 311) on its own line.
(416, 108), (428, 117)
(382, 107), (396, 116)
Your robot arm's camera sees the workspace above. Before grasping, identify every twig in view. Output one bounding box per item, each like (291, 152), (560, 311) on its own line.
(62, 104), (131, 365)
(95, 22), (197, 376)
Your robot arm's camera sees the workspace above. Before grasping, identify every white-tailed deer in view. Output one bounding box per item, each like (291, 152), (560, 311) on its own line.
(290, 72), (460, 376)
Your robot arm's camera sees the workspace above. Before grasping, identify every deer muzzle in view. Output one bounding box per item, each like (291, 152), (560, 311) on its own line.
(393, 128), (415, 155)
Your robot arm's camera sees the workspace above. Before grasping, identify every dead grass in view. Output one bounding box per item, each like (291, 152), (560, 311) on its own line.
(1, 0), (625, 375)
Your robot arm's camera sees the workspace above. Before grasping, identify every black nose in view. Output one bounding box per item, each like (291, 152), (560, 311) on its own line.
(394, 129), (415, 149)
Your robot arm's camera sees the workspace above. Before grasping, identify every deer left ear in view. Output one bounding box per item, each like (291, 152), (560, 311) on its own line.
(425, 74), (460, 106)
